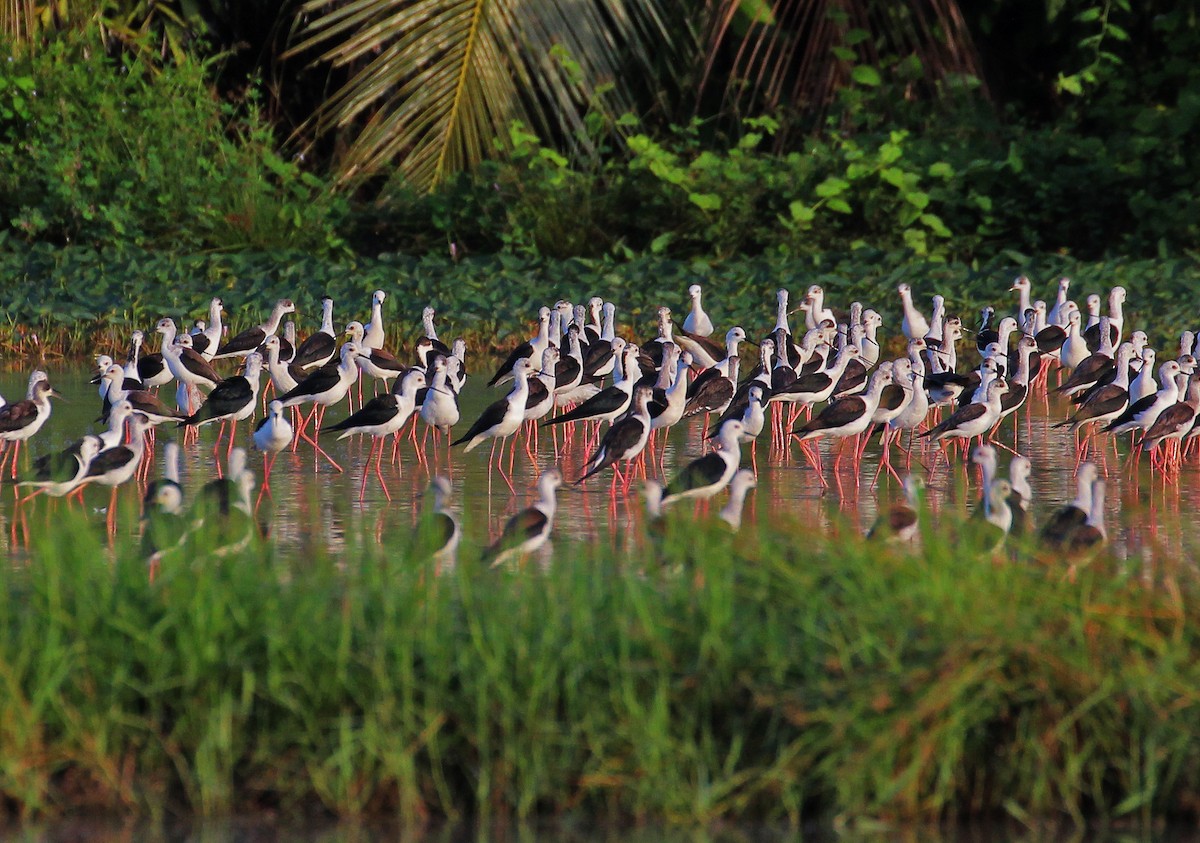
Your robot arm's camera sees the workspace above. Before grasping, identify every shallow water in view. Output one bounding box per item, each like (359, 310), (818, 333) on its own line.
(0, 363), (1198, 567)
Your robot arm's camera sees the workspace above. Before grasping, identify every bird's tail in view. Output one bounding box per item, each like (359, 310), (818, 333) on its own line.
(542, 404), (592, 427)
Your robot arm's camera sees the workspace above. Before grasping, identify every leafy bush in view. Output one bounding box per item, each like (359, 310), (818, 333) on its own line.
(350, 94), (1200, 264)
(0, 35), (346, 254)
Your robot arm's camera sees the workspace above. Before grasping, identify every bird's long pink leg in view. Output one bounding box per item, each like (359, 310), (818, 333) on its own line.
(301, 426), (343, 472)
(375, 438), (392, 501)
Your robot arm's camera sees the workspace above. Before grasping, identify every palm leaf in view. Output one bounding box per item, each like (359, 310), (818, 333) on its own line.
(1, 0), (38, 44)
(289, 0), (685, 193)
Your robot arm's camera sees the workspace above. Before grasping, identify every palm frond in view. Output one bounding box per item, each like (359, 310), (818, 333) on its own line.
(290, 0), (685, 193)
(1, 0), (38, 44)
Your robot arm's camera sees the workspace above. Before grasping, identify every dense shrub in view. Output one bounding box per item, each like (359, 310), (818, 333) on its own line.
(0, 36), (346, 254)
(351, 98), (1200, 264)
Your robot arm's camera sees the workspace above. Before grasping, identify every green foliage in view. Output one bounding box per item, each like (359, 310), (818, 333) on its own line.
(0, 34), (346, 253)
(782, 130), (954, 258)
(2, 501), (1200, 822)
(3, 2), (1200, 269)
(1054, 0), (1134, 97)
(623, 117), (810, 259)
(0, 246), (1195, 358)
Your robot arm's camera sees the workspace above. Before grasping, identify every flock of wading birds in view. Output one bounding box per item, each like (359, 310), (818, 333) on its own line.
(0, 276), (1191, 567)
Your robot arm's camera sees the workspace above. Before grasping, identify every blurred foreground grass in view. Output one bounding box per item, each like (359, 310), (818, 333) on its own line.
(0, 501), (1197, 829)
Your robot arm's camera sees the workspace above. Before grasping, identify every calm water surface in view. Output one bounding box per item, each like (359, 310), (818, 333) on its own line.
(1, 363), (1199, 566)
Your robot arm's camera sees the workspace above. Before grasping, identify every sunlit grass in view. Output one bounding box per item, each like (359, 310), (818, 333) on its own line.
(1, 501), (1198, 828)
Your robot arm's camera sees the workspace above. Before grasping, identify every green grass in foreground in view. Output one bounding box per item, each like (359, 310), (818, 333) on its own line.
(0, 504), (1197, 828)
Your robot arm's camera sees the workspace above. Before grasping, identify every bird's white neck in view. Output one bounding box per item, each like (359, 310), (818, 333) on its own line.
(1072, 475), (1095, 514)
(1013, 346), (1034, 384)
(667, 364), (689, 398)
(262, 303), (289, 336)
(655, 354), (677, 390)
(601, 309), (615, 342)
(536, 481), (559, 518)
(716, 426), (743, 456)
(720, 484), (750, 529)
(927, 301), (945, 340)
(1097, 319), (1115, 356)
(244, 357), (263, 383)
(977, 460), (997, 514)
(725, 333), (742, 361)
(1111, 350), (1134, 389)
(509, 369), (531, 399)
(531, 318), (551, 355)
(1157, 372), (1180, 401)
(1087, 483), (1106, 534)
(805, 292), (825, 331)
(430, 366), (448, 391)
(365, 302), (385, 348)
(1014, 285), (1032, 318)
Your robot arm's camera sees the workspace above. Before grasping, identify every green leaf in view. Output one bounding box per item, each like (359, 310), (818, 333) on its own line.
(789, 201), (815, 223)
(827, 198), (852, 214)
(928, 162), (955, 179)
(649, 161), (687, 186)
(904, 191), (930, 209)
(688, 192), (722, 211)
(877, 142), (903, 165)
(850, 66), (882, 87)
(509, 122), (541, 148)
(846, 162), (872, 180)
(815, 177), (850, 198)
(738, 132), (763, 150)
(880, 168), (908, 188)
(649, 232), (674, 254)
(1005, 144), (1025, 174)
(903, 228), (928, 254)
(831, 47), (855, 62)
(537, 148), (569, 168)
(1056, 73), (1084, 96)
(920, 212), (951, 237)
(736, 0), (775, 26)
